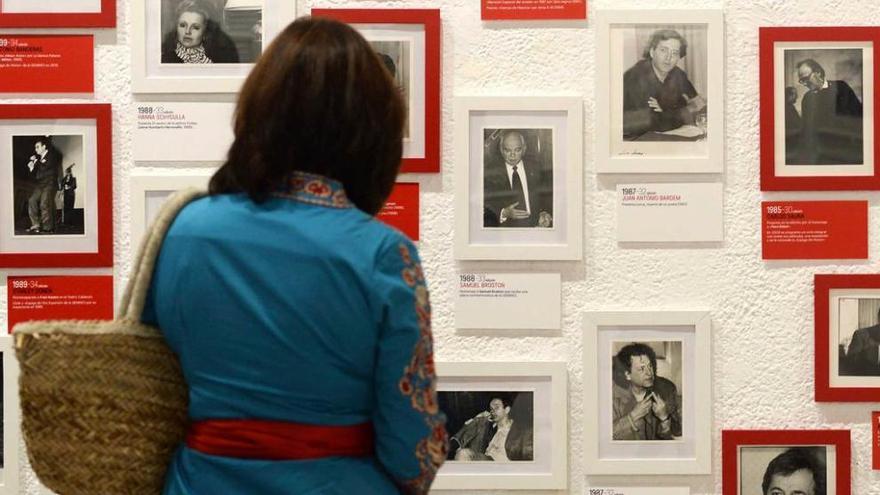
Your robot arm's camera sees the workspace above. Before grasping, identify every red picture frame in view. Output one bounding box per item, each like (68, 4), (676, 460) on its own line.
(0, 0), (115, 28)
(722, 429), (851, 495)
(0, 104), (113, 268)
(759, 27), (880, 190)
(814, 273), (880, 401)
(311, 8), (441, 174)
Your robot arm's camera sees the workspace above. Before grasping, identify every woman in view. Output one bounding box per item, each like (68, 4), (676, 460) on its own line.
(142, 17), (447, 494)
(161, 0), (240, 64)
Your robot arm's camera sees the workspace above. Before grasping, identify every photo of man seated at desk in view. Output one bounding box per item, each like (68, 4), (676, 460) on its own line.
(622, 27), (708, 142)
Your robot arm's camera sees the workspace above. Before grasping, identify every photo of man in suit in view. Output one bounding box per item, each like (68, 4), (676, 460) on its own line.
(482, 129), (553, 229)
(25, 138), (63, 234)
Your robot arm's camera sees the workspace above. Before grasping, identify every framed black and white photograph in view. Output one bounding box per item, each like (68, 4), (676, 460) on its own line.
(11, 135), (85, 237)
(760, 27), (880, 190)
(132, 0), (296, 93)
(454, 97), (582, 260)
(815, 274), (880, 402)
(129, 171), (213, 250)
(583, 311), (712, 475)
(596, 9), (724, 173)
(722, 430), (851, 495)
(0, 104), (113, 268)
(433, 362), (567, 490)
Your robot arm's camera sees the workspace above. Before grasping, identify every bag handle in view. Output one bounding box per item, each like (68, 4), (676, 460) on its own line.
(119, 188), (208, 320)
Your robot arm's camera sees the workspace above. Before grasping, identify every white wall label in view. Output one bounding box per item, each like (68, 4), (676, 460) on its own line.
(617, 183), (723, 242)
(587, 488), (689, 495)
(134, 102), (234, 162)
(455, 273), (560, 330)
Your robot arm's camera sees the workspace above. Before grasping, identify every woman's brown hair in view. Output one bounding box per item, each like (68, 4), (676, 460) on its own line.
(209, 16), (406, 215)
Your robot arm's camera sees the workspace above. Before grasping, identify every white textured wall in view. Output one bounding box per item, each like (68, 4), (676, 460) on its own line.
(3, 0), (880, 493)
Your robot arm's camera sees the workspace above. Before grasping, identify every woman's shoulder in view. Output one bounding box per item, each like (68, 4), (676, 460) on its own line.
(169, 193), (411, 248)
(362, 214), (416, 255)
(163, 195), (221, 233)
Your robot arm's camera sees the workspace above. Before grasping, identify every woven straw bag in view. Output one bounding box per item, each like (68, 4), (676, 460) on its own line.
(14, 189), (206, 495)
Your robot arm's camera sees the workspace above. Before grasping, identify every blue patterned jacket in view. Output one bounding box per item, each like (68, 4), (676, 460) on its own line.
(142, 172), (447, 494)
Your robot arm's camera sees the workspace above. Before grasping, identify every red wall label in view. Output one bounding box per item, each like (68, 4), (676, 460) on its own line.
(7, 275), (114, 333)
(481, 0), (586, 20)
(0, 35), (94, 93)
(874, 411), (880, 470)
(761, 201), (867, 260)
(377, 183), (419, 241)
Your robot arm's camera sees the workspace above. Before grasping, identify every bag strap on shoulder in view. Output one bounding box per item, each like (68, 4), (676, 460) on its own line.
(119, 188), (208, 320)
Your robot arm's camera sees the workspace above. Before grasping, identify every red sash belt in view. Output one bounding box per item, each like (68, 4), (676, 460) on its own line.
(186, 419), (374, 460)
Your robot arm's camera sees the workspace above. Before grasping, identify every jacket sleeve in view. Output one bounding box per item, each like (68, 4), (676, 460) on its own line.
(612, 403), (638, 440)
(847, 329), (869, 359)
(372, 237), (448, 494)
(838, 81), (864, 117)
(622, 67), (655, 137)
(449, 415), (484, 456)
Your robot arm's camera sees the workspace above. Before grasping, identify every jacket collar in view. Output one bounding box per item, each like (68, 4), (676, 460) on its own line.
(274, 171), (353, 209)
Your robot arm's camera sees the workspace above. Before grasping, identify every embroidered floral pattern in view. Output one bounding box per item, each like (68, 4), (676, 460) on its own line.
(397, 243), (447, 494)
(305, 181), (331, 197)
(274, 171), (353, 208)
